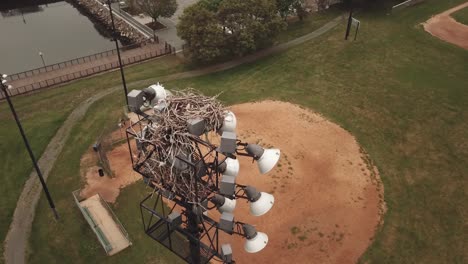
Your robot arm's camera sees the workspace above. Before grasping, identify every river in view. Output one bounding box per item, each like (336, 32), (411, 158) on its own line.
(0, 1), (119, 74)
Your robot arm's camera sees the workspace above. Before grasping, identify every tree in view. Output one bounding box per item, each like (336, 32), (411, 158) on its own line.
(292, 0), (307, 21)
(178, 0), (285, 63)
(276, 0), (296, 18)
(313, 0), (330, 11)
(138, 0), (178, 26)
(218, 0), (286, 56)
(276, 0), (307, 20)
(177, 3), (226, 63)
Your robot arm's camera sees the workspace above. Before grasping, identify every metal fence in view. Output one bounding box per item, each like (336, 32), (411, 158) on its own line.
(1, 42), (174, 99)
(5, 40), (153, 82)
(72, 190), (132, 255)
(392, 0), (425, 11)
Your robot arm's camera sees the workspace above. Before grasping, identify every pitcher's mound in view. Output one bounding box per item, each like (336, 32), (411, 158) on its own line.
(216, 101), (385, 264)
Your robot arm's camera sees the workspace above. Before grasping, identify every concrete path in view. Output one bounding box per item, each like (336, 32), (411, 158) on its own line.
(3, 87), (119, 264)
(132, 0), (199, 51)
(8, 43), (168, 93)
(3, 15), (343, 264)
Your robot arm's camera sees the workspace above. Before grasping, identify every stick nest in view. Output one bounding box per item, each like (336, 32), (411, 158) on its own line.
(131, 89), (227, 202)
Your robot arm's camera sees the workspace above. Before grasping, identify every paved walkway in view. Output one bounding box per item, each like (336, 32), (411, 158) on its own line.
(131, 0), (199, 51)
(7, 42), (169, 96)
(3, 15), (343, 264)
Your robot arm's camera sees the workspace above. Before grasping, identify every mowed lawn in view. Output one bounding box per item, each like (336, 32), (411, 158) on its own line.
(166, 1), (467, 263)
(3, 0), (467, 263)
(0, 56), (185, 264)
(452, 5), (468, 25)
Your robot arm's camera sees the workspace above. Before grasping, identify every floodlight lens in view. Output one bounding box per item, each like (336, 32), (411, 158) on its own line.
(7, 85), (13, 89)
(244, 230), (268, 253)
(257, 148), (281, 174)
(212, 194), (237, 213)
(250, 192), (275, 216)
(1, 80), (6, 84)
(148, 83), (168, 103)
(220, 158), (239, 177)
(2, 74), (7, 79)
(220, 111), (237, 133)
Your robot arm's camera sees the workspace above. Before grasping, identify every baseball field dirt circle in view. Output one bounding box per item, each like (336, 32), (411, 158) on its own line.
(216, 101), (385, 264)
(80, 100), (386, 263)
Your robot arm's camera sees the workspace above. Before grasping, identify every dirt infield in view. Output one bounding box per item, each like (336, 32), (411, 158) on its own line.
(423, 2), (468, 50)
(80, 143), (140, 203)
(80, 100), (385, 263)
(214, 101), (385, 263)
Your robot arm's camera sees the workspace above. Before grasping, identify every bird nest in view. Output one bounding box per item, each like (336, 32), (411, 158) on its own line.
(129, 89), (227, 202)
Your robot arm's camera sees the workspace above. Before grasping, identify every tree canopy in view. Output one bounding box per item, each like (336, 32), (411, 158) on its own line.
(138, 0), (178, 22)
(177, 0), (285, 63)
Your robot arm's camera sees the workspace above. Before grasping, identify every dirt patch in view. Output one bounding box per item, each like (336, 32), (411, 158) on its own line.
(80, 143), (140, 203)
(79, 100), (385, 263)
(146, 21), (166, 31)
(213, 101), (385, 264)
(423, 2), (468, 50)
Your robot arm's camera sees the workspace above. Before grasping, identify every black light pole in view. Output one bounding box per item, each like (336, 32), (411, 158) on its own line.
(345, 8), (353, 40)
(107, 0), (129, 108)
(39, 52), (46, 67)
(1, 75), (59, 220)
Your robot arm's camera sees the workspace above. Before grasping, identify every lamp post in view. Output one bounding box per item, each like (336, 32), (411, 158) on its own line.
(38, 51), (46, 67)
(0, 74), (59, 220)
(107, 0), (129, 108)
(21, 9), (26, 24)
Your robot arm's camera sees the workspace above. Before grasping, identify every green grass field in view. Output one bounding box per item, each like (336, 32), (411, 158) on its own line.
(167, 1), (468, 262)
(452, 6), (468, 25)
(1, 12), (342, 263)
(1, 0), (467, 263)
(0, 56), (185, 264)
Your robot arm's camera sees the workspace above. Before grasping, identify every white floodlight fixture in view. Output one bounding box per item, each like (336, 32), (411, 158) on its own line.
(217, 157), (240, 177)
(144, 83), (169, 103)
(7, 85), (13, 89)
(243, 224), (268, 253)
(245, 186), (274, 216)
(219, 111), (237, 133)
(211, 194), (236, 213)
(1, 74), (7, 79)
(1, 79), (6, 85)
(246, 144), (281, 174)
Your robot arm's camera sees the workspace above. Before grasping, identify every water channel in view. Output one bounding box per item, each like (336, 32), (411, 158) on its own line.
(0, 1), (118, 74)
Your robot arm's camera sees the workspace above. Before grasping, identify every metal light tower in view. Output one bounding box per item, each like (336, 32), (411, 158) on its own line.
(1, 74), (59, 220)
(125, 84), (280, 263)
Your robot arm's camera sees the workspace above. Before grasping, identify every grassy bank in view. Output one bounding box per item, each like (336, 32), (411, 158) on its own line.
(452, 6), (468, 25)
(28, 92), (183, 263)
(0, 55), (185, 263)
